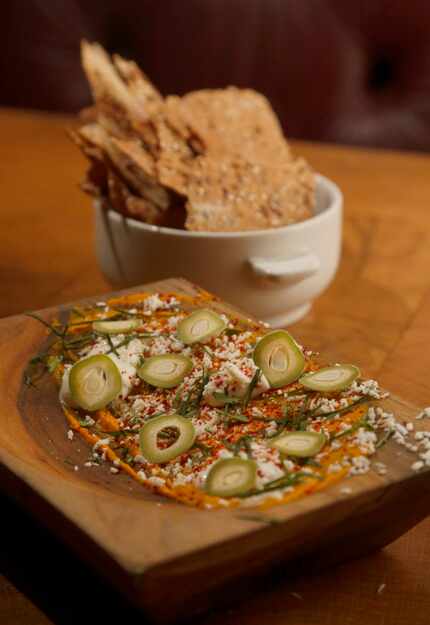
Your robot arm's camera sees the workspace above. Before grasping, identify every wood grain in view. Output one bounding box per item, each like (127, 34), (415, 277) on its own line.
(1, 277), (430, 623)
(1, 109), (430, 624)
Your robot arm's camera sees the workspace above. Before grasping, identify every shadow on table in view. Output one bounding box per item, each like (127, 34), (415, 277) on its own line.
(1, 494), (144, 624)
(2, 491), (400, 625)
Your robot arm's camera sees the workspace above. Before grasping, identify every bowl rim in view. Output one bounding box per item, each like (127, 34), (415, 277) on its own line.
(97, 173), (342, 239)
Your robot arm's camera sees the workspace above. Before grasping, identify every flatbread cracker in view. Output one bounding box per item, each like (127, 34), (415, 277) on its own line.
(107, 171), (164, 225)
(185, 156), (314, 231)
(81, 41), (160, 150)
(74, 42), (315, 232)
(173, 88), (292, 164)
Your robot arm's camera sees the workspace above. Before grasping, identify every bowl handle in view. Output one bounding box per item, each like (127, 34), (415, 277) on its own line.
(248, 251), (320, 284)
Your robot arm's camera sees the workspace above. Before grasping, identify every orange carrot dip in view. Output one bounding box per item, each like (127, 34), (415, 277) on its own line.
(31, 290), (393, 509)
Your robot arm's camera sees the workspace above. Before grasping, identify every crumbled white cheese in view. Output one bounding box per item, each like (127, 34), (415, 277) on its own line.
(212, 331), (252, 361)
(149, 334), (186, 356)
(108, 353), (138, 398)
(419, 449), (430, 466)
(349, 379), (386, 399)
(93, 437), (111, 451)
(411, 460), (424, 472)
(250, 440), (284, 488)
(218, 449), (234, 459)
(67, 429), (74, 441)
(353, 428), (377, 454)
(82, 415), (95, 426)
(373, 461), (387, 475)
(59, 366), (78, 408)
(265, 421), (278, 437)
(147, 475), (166, 487)
(120, 395), (170, 422)
(192, 407), (220, 436)
(143, 294), (179, 313)
(166, 314), (183, 329)
(349, 455), (371, 475)
(144, 294), (165, 312)
(310, 395), (349, 415)
(116, 338), (146, 365)
(203, 357), (269, 406)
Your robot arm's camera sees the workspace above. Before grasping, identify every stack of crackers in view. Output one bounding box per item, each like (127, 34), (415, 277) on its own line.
(71, 41), (315, 231)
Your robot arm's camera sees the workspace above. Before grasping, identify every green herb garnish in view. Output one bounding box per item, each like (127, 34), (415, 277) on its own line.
(25, 312), (64, 338)
(226, 413), (249, 424)
(332, 417), (374, 441)
(312, 396), (369, 420)
(223, 328), (239, 337)
(106, 334), (119, 356)
(174, 368), (210, 417)
(376, 429), (394, 449)
(213, 392), (241, 405)
(237, 470), (319, 498)
(242, 368), (262, 409)
(224, 435), (254, 458)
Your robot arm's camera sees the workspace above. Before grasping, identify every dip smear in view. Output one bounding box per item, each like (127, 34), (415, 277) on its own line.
(26, 288), (430, 510)
(70, 41), (315, 232)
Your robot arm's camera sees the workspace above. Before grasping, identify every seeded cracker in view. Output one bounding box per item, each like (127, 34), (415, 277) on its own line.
(173, 88), (292, 164)
(105, 171), (162, 224)
(75, 41), (315, 231)
(185, 156), (314, 231)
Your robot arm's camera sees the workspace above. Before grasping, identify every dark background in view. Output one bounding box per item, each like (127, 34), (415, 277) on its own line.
(2, 0), (430, 151)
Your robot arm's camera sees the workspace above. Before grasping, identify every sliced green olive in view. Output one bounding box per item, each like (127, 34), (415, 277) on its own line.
(69, 354), (122, 411)
(177, 309), (226, 344)
(299, 365), (360, 392)
(92, 318), (141, 334)
(205, 458), (256, 497)
(253, 330), (305, 388)
(139, 414), (196, 463)
(137, 354), (193, 388)
(270, 431), (326, 457)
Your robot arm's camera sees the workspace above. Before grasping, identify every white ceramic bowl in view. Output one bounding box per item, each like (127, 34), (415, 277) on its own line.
(94, 174), (342, 326)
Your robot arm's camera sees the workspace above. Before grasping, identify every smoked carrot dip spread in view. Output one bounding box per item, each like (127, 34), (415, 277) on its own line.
(25, 290), (430, 509)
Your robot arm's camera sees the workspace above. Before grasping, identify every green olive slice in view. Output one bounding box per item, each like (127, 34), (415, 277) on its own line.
(299, 365), (360, 392)
(205, 458), (256, 497)
(69, 354), (122, 411)
(138, 354), (193, 388)
(177, 309), (226, 345)
(253, 330), (305, 388)
(139, 414), (196, 464)
(270, 431), (326, 457)
(92, 318), (141, 335)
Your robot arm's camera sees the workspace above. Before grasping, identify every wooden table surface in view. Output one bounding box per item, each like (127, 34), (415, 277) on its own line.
(1, 108), (430, 625)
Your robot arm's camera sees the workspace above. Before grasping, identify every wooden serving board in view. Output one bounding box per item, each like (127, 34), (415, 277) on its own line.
(1, 278), (430, 623)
